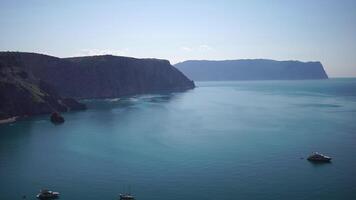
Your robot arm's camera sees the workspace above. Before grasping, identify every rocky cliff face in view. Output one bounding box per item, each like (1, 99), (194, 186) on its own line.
(0, 53), (86, 120)
(1, 52), (195, 99)
(0, 52), (194, 119)
(175, 59), (328, 81)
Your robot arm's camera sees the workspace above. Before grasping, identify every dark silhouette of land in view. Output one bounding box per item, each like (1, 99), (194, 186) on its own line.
(175, 59), (328, 81)
(0, 52), (194, 120)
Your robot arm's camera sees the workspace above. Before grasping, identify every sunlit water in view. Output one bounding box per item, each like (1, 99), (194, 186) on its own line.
(1, 79), (356, 200)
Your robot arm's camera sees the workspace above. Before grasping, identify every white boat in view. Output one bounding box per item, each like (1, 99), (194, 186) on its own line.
(36, 189), (60, 199)
(119, 193), (135, 200)
(307, 152), (332, 162)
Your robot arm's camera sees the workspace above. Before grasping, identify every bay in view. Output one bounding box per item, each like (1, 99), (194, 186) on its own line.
(1, 78), (356, 200)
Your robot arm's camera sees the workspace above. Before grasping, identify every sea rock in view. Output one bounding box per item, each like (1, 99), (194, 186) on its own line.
(50, 112), (65, 124)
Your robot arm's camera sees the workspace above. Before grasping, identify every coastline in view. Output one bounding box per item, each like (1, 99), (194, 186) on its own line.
(0, 116), (18, 124)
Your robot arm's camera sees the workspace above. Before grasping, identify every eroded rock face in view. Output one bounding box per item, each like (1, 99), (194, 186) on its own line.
(0, 53), (86, 120)
(0, 52), (195, 99)
(0, 52), (194, 119)
(61, 98), (87, 111)
(175, 59), (329, 81)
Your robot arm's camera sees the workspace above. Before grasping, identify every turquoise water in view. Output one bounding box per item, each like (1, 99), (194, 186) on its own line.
(1, 79), (356, 200)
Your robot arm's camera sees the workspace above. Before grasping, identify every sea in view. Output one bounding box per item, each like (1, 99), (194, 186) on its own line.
(1, 79), (356, 200)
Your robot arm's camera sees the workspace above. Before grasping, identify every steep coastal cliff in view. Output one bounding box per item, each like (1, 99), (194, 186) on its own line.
(0, 52), (194, 120)
(1, 52), (194, 99)
(0, 53), (86, 120)
(175, 59), (328, 81)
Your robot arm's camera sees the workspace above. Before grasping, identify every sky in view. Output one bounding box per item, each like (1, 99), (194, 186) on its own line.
(0, 0), (355, 77)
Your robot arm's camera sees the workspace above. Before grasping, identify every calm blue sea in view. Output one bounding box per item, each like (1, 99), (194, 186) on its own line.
(1, 79), (356, 200)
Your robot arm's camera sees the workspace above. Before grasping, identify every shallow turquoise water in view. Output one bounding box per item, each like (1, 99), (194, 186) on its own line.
(1, 79), (356, 200)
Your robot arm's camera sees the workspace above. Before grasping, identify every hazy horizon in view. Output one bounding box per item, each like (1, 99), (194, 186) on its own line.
(1, 0), (355, 77)
(1, 1), (356, 199)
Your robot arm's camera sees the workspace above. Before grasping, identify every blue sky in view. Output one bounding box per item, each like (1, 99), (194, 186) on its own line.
(0, 0), (355, 77)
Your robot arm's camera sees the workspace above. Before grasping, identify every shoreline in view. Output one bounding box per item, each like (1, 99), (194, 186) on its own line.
(0, 116), (18, 124)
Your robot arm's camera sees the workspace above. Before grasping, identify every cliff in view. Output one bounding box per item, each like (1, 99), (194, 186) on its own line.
(175, 59), (328, 81)
(0, 52), (195, 99)
(0, 53), (86, 120)
(0, 52), (194, 119)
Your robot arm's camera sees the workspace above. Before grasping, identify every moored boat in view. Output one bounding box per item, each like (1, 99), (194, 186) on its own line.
(36, 189), (60, 199)
(307, 152), (332, 162)
(119, 193), (135, 200)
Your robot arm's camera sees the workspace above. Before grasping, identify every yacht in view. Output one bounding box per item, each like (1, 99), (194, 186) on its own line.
(307, 152), (332, 162)
(36, 189), (60, 199)
(119, 193), (135, 200)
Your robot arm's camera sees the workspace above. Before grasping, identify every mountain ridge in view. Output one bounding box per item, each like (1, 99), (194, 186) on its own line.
(175, 59), (328, 81)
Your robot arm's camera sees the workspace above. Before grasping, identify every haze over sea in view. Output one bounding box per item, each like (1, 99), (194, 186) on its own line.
(1, 79), (356, 200)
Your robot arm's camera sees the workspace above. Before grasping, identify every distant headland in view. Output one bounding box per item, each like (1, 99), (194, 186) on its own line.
(175, 59), (328, 81)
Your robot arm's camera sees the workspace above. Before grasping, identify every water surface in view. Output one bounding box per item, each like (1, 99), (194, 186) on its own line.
(1, 79), (356, 200)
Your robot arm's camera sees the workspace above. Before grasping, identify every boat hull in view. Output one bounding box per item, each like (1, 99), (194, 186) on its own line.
(307, 157), (332, 162)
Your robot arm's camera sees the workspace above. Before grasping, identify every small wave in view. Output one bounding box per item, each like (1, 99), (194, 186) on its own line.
(297, 103), (341, 108)
(129, 97), (139, 102)
(108, 98), (120, 102)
